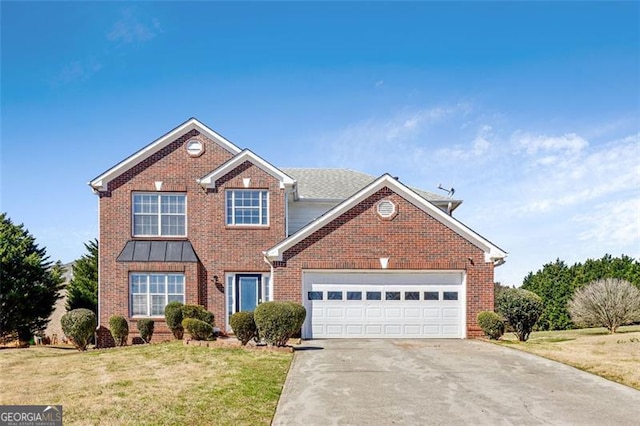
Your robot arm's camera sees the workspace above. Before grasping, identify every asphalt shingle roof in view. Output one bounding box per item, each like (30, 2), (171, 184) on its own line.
(281, 168), (455, 203)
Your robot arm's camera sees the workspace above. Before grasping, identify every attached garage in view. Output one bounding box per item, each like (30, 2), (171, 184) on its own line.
(302, 271), (465, 339)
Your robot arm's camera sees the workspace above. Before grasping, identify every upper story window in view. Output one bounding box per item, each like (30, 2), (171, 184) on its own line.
(226, 190), (268, 226)
(133, 193), (186, 237)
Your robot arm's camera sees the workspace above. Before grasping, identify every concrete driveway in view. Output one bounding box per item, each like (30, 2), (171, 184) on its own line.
(273, 339), (640, 425)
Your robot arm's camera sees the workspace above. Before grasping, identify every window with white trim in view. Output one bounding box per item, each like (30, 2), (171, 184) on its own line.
(130, 273), (185, 316)
(225, 190), (268, 226)
(133, 193), (186, 236)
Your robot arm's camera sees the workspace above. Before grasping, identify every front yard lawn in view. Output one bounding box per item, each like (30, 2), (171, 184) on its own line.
(0, 341), (292, 425)
(496, 325), (640, 390)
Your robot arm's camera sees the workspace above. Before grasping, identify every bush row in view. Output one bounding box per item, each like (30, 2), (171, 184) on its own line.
(230, 301), (306, 347)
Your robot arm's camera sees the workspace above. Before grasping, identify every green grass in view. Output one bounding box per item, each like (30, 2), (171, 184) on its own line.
(494, 325), (640, 389)
(0, 341), (293, 425)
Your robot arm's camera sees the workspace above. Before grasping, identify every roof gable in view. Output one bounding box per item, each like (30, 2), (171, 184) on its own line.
(197, 149), (296, 189)
(89, 118), (241, 192)
(265, 174), (506, 263)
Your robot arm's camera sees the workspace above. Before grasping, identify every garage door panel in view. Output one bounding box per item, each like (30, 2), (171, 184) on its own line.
(345, 307), (364, 319)
(385, 307), (402, 318)
(304, 272), (464, 339)
(442, 308), (460, 318)
(326, 308), (344, 318)
(423, 308), (440, 318)
(404, 307), (421, 318)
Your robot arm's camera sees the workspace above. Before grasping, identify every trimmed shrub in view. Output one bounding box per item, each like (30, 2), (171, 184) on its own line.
(109, 315), (129, 346)
(254, 301), (307, 347)
(137, 319), (154, 343)
(477, 311), (505, 340)
(61, 308), (96, 351)
(497, 289), (543, 342)
(182, 304), (214, 326)
(568, 278), (640, 333)
(287, 302), (307, 336)
(182, 318), (213, 340)
(229, 311), (258, 345)
(164, 301), (184, 339)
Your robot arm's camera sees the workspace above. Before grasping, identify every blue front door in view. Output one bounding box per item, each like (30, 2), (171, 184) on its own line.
(236, 275), (261, 312)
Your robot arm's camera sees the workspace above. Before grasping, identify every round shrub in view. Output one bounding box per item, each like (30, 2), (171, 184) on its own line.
(164, 301), (184, 339)
(61, 308), (96, 351)
(287, 302), (307, 336)
(477, 311), (504, 340)
(137, 319), (154, 343)
(182, 318), (213, 340)
(229, 311), (258, 345)
(497, 289), (543, 342)
(109, 315), (129, 346)
(182, 304), (214, 326)
(254, 301), (307, 347)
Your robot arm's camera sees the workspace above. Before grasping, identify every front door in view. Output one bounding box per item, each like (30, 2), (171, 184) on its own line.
(236, 274), (261, 312)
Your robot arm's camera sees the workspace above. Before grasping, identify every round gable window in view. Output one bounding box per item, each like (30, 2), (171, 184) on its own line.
(186, 139), (204, 157)
(377, 200), (396, 218)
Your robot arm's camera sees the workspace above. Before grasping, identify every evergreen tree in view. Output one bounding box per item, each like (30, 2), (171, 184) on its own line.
(66, 239), (98, 313)
(522, 254), (640, 331)
(0, 213), (65, 341)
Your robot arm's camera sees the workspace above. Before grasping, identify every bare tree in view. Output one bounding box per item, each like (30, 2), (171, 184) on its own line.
(568, 278), (640, 333)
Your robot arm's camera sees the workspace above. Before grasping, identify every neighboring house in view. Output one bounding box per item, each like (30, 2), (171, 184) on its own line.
(89, 118), (506, 345)
(43, 261), (74, 343)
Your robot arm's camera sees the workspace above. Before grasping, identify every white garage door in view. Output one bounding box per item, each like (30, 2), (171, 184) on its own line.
(302, 272), (465, 339)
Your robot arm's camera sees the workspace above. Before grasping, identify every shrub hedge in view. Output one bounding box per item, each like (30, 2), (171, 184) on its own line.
(477, 311), (504, 340)
(254, 301), (306, 347)
(229, 311), (258, 345)
(61, 308), (96, 351)
(182, 304), (215, 326)
(164, 301), (184, 339)
(109, 315), (129, 346)
(182, 318), (213, 340)
(137, 319), (155, 343)
(497, 289), (543, 342)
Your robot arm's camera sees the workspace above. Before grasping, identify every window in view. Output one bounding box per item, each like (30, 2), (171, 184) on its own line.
(130, 273), (184, 317)
(385, 291), (401, 301)
(366, 291), (382, 300)
(308, 291), (323, 300)
(424, 291), (439, 301)
(404, 291), (420, 301)
(347, 291), (362, 300)
(226, 190), (268, 226)
(133, 193), (186, 236)
(328, 291), (343, 300)
(443, 291), (458, 301)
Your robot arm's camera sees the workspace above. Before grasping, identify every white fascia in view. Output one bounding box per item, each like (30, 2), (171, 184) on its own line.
(265, 174), (507, 264)
(197, 149), (296, 190)
(88, 118), (242, 192)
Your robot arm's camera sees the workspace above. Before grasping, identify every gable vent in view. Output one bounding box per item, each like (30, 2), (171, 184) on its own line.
(377, 200), (396, 218)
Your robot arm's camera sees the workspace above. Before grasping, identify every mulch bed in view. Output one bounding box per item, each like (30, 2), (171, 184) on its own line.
(183, 337), (295, 353)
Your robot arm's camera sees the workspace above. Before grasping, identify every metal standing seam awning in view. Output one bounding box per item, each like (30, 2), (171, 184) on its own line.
(116, 241), (199, 262)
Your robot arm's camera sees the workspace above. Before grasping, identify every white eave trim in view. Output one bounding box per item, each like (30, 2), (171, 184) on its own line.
(197, 149), (296, 189)
(266, 174), (507, 263)
(88, 118), (242, 192)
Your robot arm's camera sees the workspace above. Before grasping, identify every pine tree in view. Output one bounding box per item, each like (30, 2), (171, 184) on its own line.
(0, 213), (65, 341)
(66, 239), (98, 313)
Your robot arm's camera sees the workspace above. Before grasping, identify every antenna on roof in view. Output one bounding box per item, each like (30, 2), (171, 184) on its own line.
(437, 183), (455, 198)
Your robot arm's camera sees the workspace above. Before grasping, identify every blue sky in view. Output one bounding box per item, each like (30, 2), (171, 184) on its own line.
(2, 1), (638, 286)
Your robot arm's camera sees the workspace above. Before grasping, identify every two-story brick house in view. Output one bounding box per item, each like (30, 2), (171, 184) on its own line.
(89, 118), (506, 345)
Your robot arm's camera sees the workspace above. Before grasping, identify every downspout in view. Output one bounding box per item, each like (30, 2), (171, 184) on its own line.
(263, 254), (275, 301)
(447, 201), (453, 216)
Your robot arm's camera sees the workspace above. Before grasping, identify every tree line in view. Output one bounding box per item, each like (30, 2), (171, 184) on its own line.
(515, 255), (640, 331)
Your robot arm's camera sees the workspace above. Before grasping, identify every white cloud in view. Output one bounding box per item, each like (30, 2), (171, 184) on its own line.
(107, 9), (160, 45)
(515, 132), (588, 155)
(573, 198), (640, 251)
(54, 58), (102, 85)
(438, 124), (493, 160)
